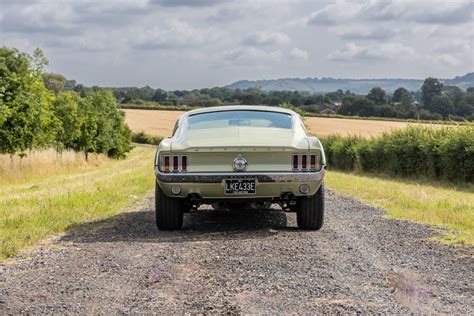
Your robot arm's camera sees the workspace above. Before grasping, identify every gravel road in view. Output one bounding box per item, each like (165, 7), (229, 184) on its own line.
(1, 189), (473, 314)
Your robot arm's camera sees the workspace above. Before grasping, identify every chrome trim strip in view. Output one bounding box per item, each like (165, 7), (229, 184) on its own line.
(155, 168), (325, 183)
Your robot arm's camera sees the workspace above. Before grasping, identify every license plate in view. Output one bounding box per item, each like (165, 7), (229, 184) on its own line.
(224, 179), (256, 195)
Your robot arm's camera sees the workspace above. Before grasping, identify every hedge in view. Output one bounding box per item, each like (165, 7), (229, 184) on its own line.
(320, 126), (474, 183)
(131, 132), (163, 145)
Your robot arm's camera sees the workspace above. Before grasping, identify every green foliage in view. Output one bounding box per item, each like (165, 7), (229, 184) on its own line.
(421, 77), (443, 107)
(338, 96), (376, 117)
(279, 102), (306, 117)
(392, 87), (410, 103)
(321, 126), (474, 183)
(0, 47), (57, 155)
(43, 73), (67, 94)
(131, 131), (163, 145)
(367, 87), (388, 105)
(430, 95), (454, 118)
(0, 47), (131, 158)
(52, 92), (82, 149)
(119, 102), (196, 111)
(75, 90), (131, 158)
(321, 136), (360, 170)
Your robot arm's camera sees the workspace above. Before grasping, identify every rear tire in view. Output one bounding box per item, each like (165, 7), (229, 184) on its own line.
(296, 182), (324, 230)
(155, 182), (184, 230)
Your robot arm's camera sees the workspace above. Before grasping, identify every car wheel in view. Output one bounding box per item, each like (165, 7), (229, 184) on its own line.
(155, 182), (184, 230)
(296, 182), (324, 230)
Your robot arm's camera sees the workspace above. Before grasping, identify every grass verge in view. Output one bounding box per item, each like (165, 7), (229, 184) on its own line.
(325, 171), (474, 246)
(0, 146), (156, 260)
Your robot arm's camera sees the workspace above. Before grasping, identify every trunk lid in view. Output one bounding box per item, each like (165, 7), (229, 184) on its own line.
(170, 127), (309, 172)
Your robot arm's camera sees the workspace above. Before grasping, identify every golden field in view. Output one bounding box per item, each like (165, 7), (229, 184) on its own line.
(0, 149), (108, 183)
(122, 109), (447, 138)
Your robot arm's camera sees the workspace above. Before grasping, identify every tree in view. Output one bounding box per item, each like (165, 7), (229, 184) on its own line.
(52, 92), (82, 150)
(430, 95), (454, 118)
(421, 77), (443, 107)
(367, 87), (387, 105)
(79, 90), (131, 158)
(392, 87), (410, 103)
(0, 47), (57, 155)
(152, 88), (168, 102)
(338, 96), (376, 117)
(43, 72), (67, 94)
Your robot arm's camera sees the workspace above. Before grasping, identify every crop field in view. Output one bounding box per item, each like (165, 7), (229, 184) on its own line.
(122, 109), (449, 138)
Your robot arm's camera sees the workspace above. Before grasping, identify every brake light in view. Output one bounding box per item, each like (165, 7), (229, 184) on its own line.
(301, 154), (307, 170)
(181, 156), (187, 171)
(173, 156), (179, 172)
(310, 155), (316, 170)
(164, 156), (170, 172)
(293, 155), (299, 170)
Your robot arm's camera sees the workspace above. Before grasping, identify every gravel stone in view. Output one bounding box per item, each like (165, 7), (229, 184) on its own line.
(0, 189), (472, 314)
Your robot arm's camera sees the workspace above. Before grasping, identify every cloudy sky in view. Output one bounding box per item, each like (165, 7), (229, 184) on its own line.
(1, 0), (473, 89)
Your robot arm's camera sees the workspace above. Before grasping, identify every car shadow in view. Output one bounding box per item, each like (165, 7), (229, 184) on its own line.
(61, 203), (294, 244)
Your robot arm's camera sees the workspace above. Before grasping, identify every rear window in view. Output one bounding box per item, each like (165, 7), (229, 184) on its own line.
(187, 110), (292, 130)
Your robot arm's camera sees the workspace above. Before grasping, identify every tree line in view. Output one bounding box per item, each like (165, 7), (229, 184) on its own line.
(0, 47), (131, 158)
(64, 77), (474, 121)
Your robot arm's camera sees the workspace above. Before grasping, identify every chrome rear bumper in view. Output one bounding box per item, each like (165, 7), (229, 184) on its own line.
(156, 169), (325, 184)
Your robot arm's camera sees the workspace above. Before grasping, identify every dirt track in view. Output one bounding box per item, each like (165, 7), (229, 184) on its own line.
(1, 190), (472, 314)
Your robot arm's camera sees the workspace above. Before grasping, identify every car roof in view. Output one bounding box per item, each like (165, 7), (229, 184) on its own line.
(182, 105), (296, 117)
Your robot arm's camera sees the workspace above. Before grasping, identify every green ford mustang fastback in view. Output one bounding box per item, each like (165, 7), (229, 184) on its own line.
(154, 105), (326, 230)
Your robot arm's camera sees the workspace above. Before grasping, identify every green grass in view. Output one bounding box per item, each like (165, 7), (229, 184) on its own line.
(0, 146), (156, 260)
(325, 171), (474, 246)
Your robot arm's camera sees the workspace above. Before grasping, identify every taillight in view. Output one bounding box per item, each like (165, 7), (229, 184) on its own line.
(293, 154), (317, 172)
(164, 156), (170, 172)
(293, 155), (299, 170)
(173, 156), (179, 172)
(301, 154), (307, 170)
(181, 156), (187, 171)
(310, 155), (316, 170)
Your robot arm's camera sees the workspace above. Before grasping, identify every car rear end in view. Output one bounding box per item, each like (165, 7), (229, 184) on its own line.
(155, 146), (325, 201)
(154, 106), (326, 231)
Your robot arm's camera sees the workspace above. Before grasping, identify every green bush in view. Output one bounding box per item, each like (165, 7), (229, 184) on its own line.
(320, 126), (474, 183)
(131, 132), (163, 145)
(330, 137), (360, 170)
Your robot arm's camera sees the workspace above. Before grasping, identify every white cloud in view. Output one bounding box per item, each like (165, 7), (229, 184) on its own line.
(335, 26), (396, 41)
(242, 31), (291, 46)
(307, 0), (361, 25)
(328, 43), (415, 61)
(290, 48), (309, 60)
(132, 20), (217, 50)
(222, 47), (282, 66)
(307, 0), (473, 26)
(429, 39), (473, 67)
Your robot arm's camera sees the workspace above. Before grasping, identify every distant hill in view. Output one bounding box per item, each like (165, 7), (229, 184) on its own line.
(444, 73), (474, 90)
(227, 73), (474, 94)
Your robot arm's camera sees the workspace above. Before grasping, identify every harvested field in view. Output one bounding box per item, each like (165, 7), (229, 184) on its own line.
(122, 109), (447, 138)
